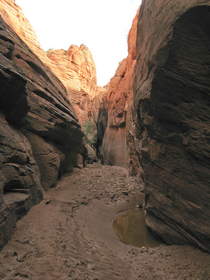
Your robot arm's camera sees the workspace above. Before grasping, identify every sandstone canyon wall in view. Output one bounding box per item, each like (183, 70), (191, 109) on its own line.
(0, 4), (82, 249)
(0, 0), (50, 70)
(0, 0), (104, 141)
(46, 46), (106, 148)
(2, 0), (210, 255)
(134, 0), (210, 252)
(97, 14), (141, 172)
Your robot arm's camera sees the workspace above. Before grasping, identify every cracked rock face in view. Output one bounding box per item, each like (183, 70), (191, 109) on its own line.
(134, 0), (210, 252)
(0, 15), (82, 249)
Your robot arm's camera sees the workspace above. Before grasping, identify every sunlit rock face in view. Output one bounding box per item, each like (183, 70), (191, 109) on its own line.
(47, 45), (97, 97)
(47, 45), (106, 128)
(0, 0), (49, 66)
(0, 1), (104, 131)
(46, 46), (107, 154)
(0, 12), (82, 249)
(45, 36), (108, 152)
(134, 0), (210, 252)
(97, 14), (141, 172)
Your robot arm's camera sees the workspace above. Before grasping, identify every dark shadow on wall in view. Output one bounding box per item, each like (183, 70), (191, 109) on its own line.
(141, 6), (210, 251)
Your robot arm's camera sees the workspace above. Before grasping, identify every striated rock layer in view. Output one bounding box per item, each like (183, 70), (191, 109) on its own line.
(0, 13), (82, 249)
(97, 14), (141, 173)
(0, 1), (104, 129)
(47, 45), (97, 98)
(134, 0), (210, 252)
(0, 0), (49, 69)
(47, 45), (106, 128)
(47, 45), (96, 126)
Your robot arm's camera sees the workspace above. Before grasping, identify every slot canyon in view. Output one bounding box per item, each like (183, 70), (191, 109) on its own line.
(0, 0), (210, 279)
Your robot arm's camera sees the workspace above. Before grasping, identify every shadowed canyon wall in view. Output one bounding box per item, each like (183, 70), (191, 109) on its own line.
(97, 14), (141, 173)
(1, 0), (210, 255)
(134, 0), (210, 252)
(0, 2), (82, 249)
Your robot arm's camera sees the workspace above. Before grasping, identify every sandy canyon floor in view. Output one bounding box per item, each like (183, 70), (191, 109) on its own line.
(0, 164), (210, 280)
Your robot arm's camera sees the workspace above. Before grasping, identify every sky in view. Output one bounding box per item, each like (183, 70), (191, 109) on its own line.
(16, 0), (141, 86)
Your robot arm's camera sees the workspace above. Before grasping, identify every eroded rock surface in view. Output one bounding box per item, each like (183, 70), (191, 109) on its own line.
(0, 15), (82, 249)
(0, 1), (104, 132)
(134, 1), (210, 251)
(47, 45), (102, 124)
(46, 46), (106, 154)
(97, 14), (141, 172)
(47, 45), (97, 97)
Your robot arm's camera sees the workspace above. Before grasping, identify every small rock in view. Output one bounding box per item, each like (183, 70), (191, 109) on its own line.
(15, 239), (30, 245)
(111, 194), (116, 200)
(87, 263), (95, 270)
(44, 200), (51, 205)
(122, 191), (129, 196)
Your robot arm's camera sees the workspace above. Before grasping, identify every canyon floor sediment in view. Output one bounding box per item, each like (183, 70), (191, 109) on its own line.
(0, 164), (210, 280)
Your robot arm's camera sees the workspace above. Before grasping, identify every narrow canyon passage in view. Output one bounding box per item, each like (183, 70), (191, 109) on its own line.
(0, 164), (210, 280)
(1, 1), (210, 280)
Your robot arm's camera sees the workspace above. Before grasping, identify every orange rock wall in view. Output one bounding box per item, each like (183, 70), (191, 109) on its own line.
(0, 0), (104, 128)
(97, 14), (140, 169)
(47, 45), (105, 126)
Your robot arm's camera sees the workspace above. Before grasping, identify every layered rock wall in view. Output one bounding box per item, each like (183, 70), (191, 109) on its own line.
(0, 0), (50, 68)
(46, 46), (106, 154)
(0, 14), (82, 249)
(134, 0), (210, 252)
(47, 45), (106, 127)
(47, 45), (97, 97)
(0, 0), (105, 158)
(0, 1), (103, 127)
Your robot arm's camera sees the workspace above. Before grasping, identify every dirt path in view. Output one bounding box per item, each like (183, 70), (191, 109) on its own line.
(0, 164), (210, 280)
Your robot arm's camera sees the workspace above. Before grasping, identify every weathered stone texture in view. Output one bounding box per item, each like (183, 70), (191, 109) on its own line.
(97, 14), (140, 170)
(0, 14), (82, 249)
(0, 0), (106, 159)
(46, 45), (106, 153)
(0, 1), (101, 125)
(134, 0), (210, 252)
(47, 45), (97, 98)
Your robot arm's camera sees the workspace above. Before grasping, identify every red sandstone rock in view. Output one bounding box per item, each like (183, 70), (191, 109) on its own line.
(3, 0), (210, 256)
(0, 2), (82, 249)
(47, 45), (97, 95)
(0, 1), (104, 130)
(0, 0), (106, 159)
(47, 45), (105, 127)
(0, 0), (51, 72)
(97, 13), (141, 172)
(134, 0), (210, 252)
